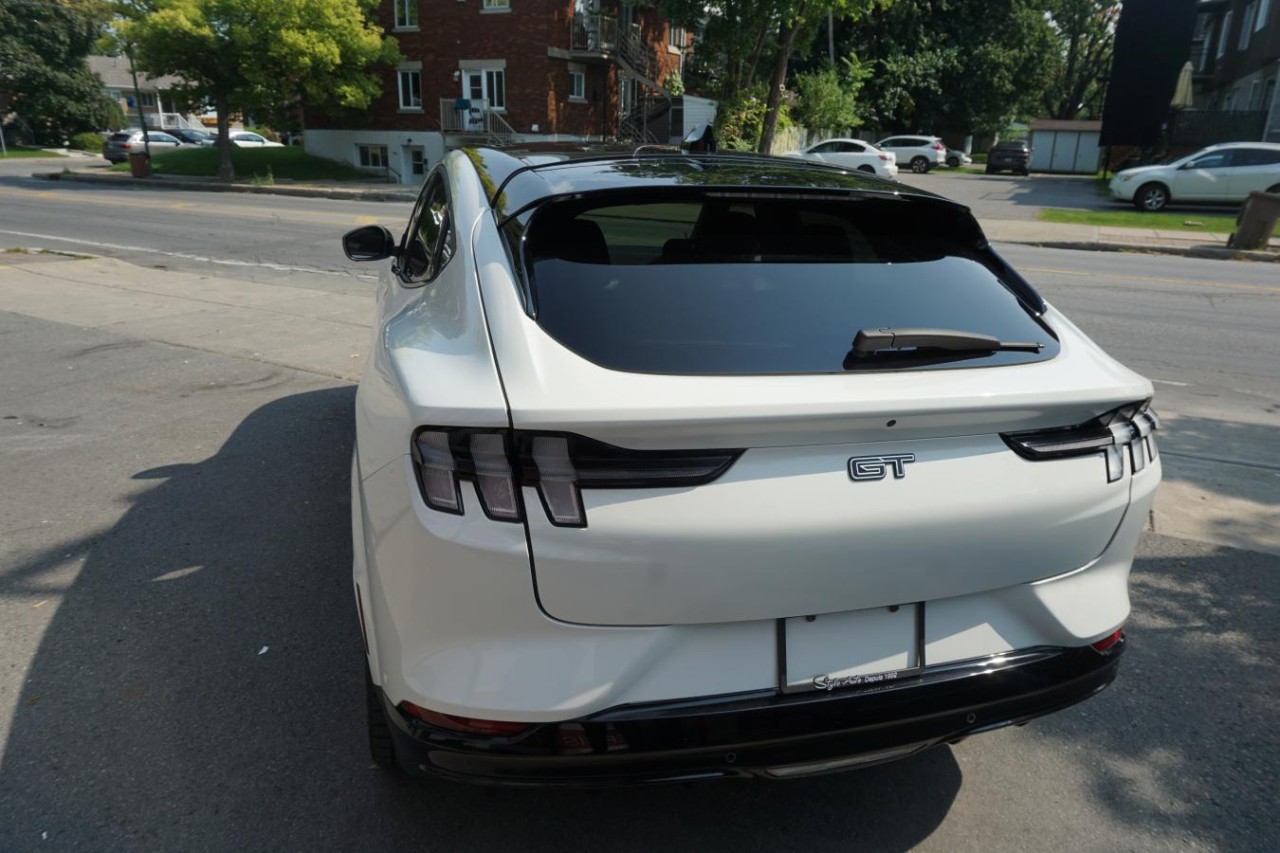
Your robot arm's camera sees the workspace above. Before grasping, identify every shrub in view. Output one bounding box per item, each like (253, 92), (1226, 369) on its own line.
(69, 131), (105, 152)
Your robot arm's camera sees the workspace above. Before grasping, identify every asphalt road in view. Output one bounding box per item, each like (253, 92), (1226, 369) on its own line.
(1, 175), (1278, 850)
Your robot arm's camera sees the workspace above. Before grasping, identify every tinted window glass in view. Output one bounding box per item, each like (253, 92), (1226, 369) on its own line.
(1237, 148), (1280, 166)
(839, 141), (865, 153)
(1189, 152), (1232, 169)
(401, 175), (454, 282)
(521, 195), (1056, 375)
(808, 142), (839, 153)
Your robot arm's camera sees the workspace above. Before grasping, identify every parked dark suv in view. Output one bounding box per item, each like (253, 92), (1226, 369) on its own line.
(986, 140), (1031, 175)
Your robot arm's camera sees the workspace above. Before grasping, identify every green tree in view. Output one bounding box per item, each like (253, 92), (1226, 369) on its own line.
(0, 0), (120, 144)
(123, 0), (398, 179)
(842, 0), (1056, 136)
(663, 1), (890, 153)
(790, 54), (872, 137)
(1042, 0), (1119, 120)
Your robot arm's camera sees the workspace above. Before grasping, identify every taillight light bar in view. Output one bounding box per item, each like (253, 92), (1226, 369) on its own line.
(411, 428), (742, 528)
(1001, 401), (1159, 483)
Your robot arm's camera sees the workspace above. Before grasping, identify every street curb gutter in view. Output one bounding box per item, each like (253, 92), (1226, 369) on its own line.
(30, 170), (417, 203)
(1006, 240), (1280, 263)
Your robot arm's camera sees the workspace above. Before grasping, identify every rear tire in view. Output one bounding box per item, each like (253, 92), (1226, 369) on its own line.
(946, 155), (960, 168)
(858, 165), (875, 174)
(1267, 184), (1280, 194)
(910, 156), (930, 174)
(985, 165), (996, 175)
(367, 668), (398, 770)
(1134, 182), (1170, 212)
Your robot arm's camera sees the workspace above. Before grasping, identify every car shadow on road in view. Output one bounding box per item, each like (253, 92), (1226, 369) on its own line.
(0, 386), (964, 850)
(1028, 534), (1279, 848)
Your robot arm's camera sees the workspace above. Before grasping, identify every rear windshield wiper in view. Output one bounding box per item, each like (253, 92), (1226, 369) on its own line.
(850, 327), (1044, 359)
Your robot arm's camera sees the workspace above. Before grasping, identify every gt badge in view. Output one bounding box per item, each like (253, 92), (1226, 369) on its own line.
(848, 453), (916, 481)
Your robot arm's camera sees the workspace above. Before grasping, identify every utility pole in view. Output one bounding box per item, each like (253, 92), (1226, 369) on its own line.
(828, 12), (835, 64)
(125, 44), (152, 163)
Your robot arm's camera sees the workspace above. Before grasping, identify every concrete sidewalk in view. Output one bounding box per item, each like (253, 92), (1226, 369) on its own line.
(31, 167), (417, 203)
(984, 218), (1280, 261)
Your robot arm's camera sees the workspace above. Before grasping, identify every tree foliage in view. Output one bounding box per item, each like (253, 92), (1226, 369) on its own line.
(0, 0), (120, 144)
(790, 54), (872, 138)
(1041, 0), (1120, 120)
(843, 0), (1057, 136)
(663, 0), (890, 153)
(123, 0), (398, 179)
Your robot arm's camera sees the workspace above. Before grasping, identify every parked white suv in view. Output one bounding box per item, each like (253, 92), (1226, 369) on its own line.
(341, 150), (1160, 785)
(874, 135), (947, 173)
(1109, 142), (1280, 211)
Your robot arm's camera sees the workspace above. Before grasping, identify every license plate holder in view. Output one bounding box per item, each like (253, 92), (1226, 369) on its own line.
(778, 604), (924, 695)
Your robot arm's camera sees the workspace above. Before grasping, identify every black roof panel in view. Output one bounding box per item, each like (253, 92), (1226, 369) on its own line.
(462, 149), (959, 219)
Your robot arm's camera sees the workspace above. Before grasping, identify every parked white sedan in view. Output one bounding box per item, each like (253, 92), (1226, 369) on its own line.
(1110, 142), (1280, 211)
(230, 132), (284, 148)
(787, 138), (898, 178)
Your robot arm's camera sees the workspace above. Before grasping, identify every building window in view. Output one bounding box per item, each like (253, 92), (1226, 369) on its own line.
(482, 0), (510, 10)
(1240, 2), (1256, 50)
(397, 69), (422, 110)
(134, 92), (157, 108)
(409, 148), (426, 176)
(569, 70), (586, 101)
(394, 0), (417, 29)
(357, 144), (388, 169)
(1217, 11), (1233, 57)
(668, 25), (687, 49)
(1258, 0), (1272, 31)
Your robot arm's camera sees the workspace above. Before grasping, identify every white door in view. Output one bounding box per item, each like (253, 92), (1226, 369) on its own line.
(1171, 150), (1236, 200)
(1227, 147), (1280, 197)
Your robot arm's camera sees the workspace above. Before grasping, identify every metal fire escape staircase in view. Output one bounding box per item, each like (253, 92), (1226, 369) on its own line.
(615, 23), (671, 145)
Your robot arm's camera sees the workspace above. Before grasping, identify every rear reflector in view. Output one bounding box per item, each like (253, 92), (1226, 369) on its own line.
(399, 701), (532, 737)
(1091, 629), (1124, 653)
(412, 428), (742, 528)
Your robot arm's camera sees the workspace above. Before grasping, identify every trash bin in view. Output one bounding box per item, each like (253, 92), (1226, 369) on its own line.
(128, 151), (151, 178)
(1228, 191), (1280, 250)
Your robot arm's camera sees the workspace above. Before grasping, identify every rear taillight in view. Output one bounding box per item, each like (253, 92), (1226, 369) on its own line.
(879, 154), (890, 160)
(412, 428), (742, 528)
(1001, 402), (1159, 483)
(399, 701), (532, 737)
(122, 142), (132, 149)
(932, 143), (945, 151)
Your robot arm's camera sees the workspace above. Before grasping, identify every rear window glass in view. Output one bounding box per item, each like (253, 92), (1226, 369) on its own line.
(517, 194), (1057, 375)
(109, 133), (132, 142)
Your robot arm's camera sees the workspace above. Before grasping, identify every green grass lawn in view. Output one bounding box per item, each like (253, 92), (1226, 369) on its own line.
(108, 146), (376, 182)
(1037, 208), (1237, 234)
(0, 147), (67, 159)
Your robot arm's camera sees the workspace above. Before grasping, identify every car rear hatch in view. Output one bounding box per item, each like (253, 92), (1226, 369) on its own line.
(478, 185), (1152, 627)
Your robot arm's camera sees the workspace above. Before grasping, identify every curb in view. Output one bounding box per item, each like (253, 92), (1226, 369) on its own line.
(31, 170), (416, 203)
(999, 240), (1280, 263)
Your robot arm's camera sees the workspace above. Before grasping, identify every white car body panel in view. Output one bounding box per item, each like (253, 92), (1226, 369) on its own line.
(787, 139), (899, 179)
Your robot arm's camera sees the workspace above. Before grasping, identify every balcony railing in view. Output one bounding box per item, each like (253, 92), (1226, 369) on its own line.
(570, 14), (618, 53)
(438, 98), (517, 146)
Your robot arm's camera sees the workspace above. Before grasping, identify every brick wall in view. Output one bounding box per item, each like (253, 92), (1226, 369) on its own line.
(310, 0), (687, 139)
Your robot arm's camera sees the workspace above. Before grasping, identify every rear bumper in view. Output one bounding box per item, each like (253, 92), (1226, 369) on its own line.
(380, 641), (1124, 786)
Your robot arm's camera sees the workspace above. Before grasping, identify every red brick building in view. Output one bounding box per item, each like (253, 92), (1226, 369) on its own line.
(306, 0), (709, 184)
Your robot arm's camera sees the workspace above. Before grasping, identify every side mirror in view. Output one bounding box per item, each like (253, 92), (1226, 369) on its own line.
(342, 225), (398, 262)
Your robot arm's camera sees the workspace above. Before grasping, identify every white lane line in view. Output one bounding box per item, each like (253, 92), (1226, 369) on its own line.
(0, 229), (377, 280)
(1153, 379), (1191, 387)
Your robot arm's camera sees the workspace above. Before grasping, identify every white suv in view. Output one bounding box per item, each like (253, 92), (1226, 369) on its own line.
(1109, 142), (1280, 211)
(341, 150), (1160, 785)
(874, 135), (948, 173)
